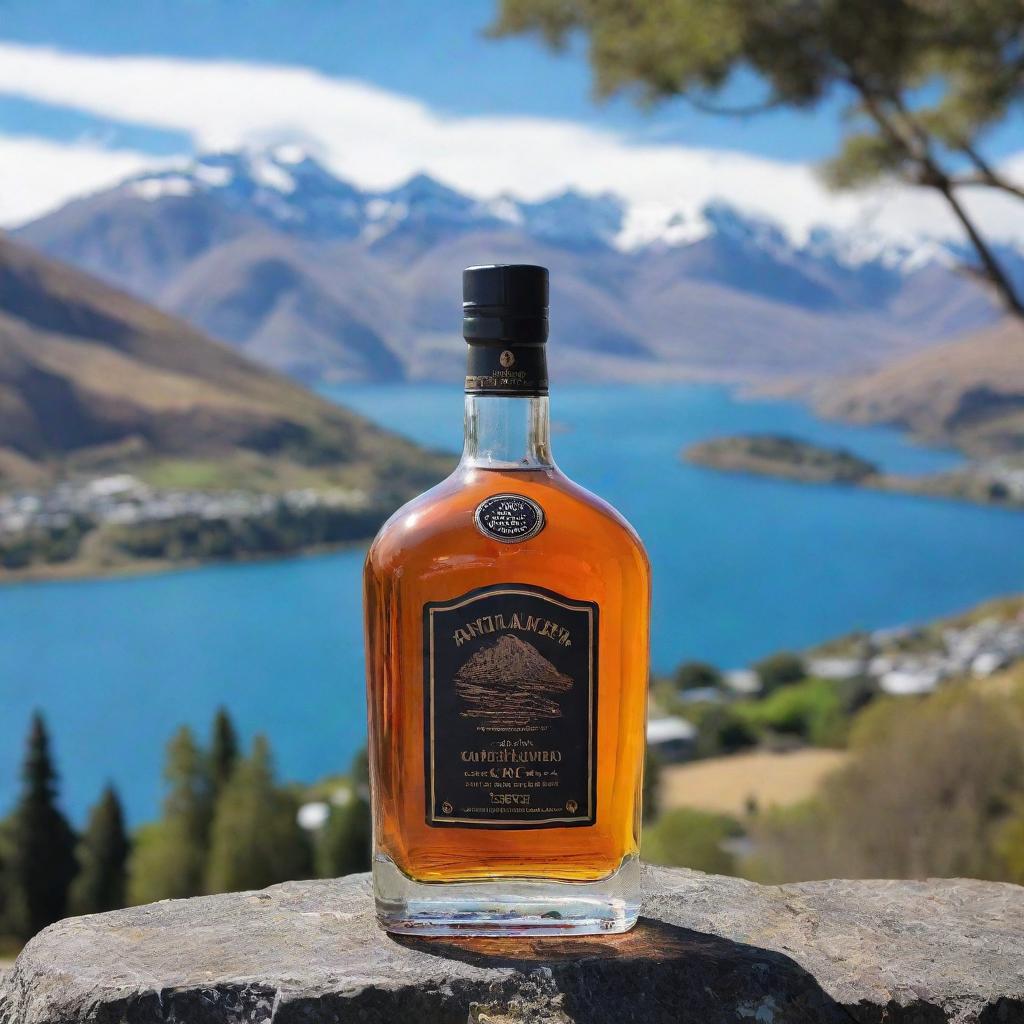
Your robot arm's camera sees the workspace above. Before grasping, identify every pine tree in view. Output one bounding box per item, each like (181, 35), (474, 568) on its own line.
(316, 748), (372, 877)
(0, 816), (12, 932)
(209, 707), (239, 798)
(3, 713), (77, 939)
(127, 726), (212, 904)
(206, 735), (310, 894)
(69, 785), (129, 916)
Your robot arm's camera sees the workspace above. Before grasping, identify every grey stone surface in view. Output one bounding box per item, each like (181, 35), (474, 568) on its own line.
(1, 866), (1022, 1024)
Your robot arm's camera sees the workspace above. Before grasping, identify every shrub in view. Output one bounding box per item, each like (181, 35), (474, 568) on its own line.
(694, 705), (758, 758)
(674, 661), (721, 691)
(738, 678), (847, 747)
(643, 807), (742, 875)
(753, 651), (805, 693)
(642, 746), (663, 823)
(750, 687), (1024, 882)
(997, 805), (1024, 883)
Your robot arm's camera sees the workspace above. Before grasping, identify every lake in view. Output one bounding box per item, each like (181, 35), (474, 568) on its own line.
(3, 383), (1023, 824)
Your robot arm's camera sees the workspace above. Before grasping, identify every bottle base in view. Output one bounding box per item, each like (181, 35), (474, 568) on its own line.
(373, 853), (641, 937)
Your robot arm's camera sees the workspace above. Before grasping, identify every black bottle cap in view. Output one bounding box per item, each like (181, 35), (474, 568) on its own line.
(463, 264), (548, 345)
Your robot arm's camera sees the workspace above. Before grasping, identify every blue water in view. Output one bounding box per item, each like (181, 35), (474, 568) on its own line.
(3, 383), (1023, 825)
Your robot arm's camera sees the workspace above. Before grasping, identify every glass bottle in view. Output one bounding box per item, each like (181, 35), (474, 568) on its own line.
(363, 264), (650, 935)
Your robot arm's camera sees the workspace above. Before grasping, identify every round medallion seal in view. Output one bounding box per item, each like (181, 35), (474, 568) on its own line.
(474, 493), (546, 543)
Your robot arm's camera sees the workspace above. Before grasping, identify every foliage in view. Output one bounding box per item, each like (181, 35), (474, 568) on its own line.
(0, 502), (390, 572)
(108, 507), (383, 564)
(0, 710), (346, 942)
(749, 687), (1024, 882)
(737, 677), (847, 747)
(0, 520), (89, 570)
(643, 807), (741, 875)
(694, 704), (758, 758)
(673, 660), (722, 691)
(316, 797), (372, 878)
(492, 0), (1024, 316)
(206, 735), (310, 893)
(69, 785), (130, 916)
(997, 802), (1024, 883)
(642, 745), (663, 824)
(315, 749), (372, 878)
(0, 816), (11, 932)
(161, 726), (215, 838)
(2, 713), (77, 940)
(210, 707), (239, 798)
(752, 651), (806, 694)
(128, 726), (212, 904)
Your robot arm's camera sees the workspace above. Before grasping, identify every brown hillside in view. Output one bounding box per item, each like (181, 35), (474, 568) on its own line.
(0, 233), (446, 493)
(814, 320), (1024, 456)
(160, 234), (404, 383)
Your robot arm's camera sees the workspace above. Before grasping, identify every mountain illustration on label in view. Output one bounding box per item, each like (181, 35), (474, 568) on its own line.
(454, 633), (573, 726)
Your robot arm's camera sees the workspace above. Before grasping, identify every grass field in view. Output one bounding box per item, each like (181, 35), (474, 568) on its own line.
(660, 748), (848, 817)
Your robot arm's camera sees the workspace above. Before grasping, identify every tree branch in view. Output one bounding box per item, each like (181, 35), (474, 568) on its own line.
(951, 173), (1024, 200)
(846, 72), (1024, 318)
(936, 177), (1024, 317)
(957, 143), (1024, 201)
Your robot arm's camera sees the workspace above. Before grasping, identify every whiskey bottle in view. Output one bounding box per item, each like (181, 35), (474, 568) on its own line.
(363, 264), (650, 935)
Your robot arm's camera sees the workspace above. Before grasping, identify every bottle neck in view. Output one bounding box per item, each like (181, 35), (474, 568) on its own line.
(461, 394), (554, 470)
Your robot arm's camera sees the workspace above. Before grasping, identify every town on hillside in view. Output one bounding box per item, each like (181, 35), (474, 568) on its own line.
(0, 474), (379, 577)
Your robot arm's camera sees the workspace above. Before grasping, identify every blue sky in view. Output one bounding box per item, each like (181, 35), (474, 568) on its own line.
(0, 0), (849, 160)
(0, 0), (1020, 245)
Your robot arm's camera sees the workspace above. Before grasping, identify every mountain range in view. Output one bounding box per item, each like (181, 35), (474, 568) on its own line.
(18, 147), (1021, 386)
(0, 231), (446, 494)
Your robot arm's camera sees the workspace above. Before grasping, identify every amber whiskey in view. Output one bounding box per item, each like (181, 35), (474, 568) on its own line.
(363, 264), (650, 935)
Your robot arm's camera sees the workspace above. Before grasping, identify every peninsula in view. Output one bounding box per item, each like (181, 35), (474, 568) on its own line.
(685, 434), (1024, 510)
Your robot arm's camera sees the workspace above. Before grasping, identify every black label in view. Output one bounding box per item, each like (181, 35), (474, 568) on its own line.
(474, 494), (545, 543)
(465, 342), (548, 395)
(423, 583), (599, 829)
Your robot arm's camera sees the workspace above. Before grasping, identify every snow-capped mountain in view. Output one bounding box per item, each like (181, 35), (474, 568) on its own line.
(115, 149), (626, 252)
(14, 146), (1015, 385)
(94, 146), (1024, 278)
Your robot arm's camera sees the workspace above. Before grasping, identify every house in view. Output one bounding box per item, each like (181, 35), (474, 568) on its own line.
(722, 669), (761, 696)
(647, 716), (698, 762)
(807, 657), (865, 680)
(880, 668), (942, 696)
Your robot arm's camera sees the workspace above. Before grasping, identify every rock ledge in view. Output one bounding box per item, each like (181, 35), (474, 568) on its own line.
(2, 866), (1023, 1023)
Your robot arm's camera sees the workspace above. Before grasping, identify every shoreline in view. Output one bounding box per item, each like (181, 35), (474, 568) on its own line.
(0, 378), (1010, 587)
(0, 534), (373, 588)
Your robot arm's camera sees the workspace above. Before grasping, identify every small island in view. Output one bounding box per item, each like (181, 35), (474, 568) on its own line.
(685, 433), (1024, 510)
(686, 435), (877, 484)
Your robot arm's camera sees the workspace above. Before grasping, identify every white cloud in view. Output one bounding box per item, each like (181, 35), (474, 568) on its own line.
(0, 137), (154, 225)
(0, 41), (1022, 247)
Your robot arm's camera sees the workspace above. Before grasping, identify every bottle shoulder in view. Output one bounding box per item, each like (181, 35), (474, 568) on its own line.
(550, 472), (649, 564)
(366, 464), (648, 579)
